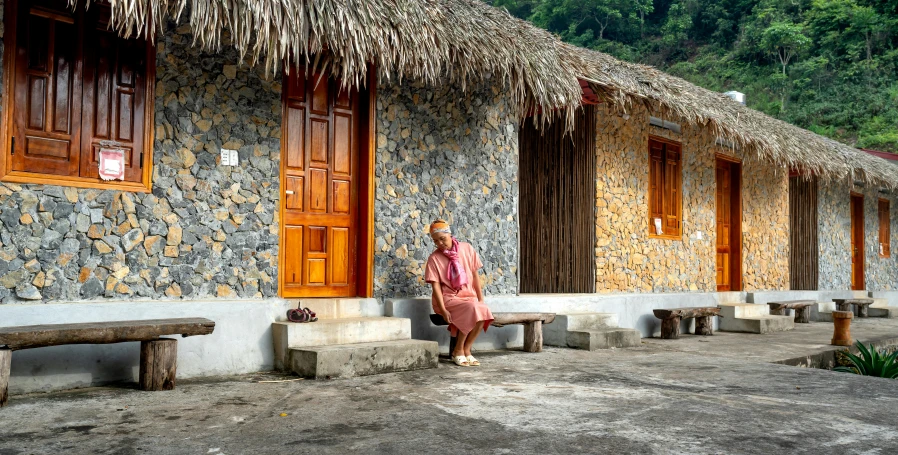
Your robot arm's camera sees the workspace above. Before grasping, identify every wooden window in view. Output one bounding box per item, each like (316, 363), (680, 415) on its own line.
(879, 199), (891, 258)
(648, 137), (682, 239)
(1, 0), (155, 192)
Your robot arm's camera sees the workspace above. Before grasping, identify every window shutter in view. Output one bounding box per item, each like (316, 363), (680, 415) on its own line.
(880, 200), (890, 257)
(649, 141), (664, 232)
(12, 4), (83, 176)
(664, 144), (681, 233)
(79, 6), (148, 183)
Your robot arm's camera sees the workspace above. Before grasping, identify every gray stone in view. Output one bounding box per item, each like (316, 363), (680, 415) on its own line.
(0, 269), (29, 289)
(15, 283), (42, 300)
(80, 277), (103, 299)
(121, 229), (145, 253)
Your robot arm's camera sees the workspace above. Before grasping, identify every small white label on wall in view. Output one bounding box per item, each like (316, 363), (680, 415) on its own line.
(695, 231), (703, 240)
(654, 218), (663, 235)
(220, 148), (238, 166)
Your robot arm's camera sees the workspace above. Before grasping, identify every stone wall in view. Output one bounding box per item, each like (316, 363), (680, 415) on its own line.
(594, 104), (790, 293)
(0, 21), (282, 303)
(373, 80), (519, 298)
(817, 179), (852, 290)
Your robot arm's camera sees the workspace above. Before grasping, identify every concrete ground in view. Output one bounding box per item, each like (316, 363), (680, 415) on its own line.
(3, 319), (898, 455)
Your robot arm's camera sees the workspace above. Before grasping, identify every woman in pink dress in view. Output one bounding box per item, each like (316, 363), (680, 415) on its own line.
(425, 219), (494, 367)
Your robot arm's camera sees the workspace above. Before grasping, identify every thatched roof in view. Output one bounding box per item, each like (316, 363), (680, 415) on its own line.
(565, 45), (898, 187)
(91, 0), (897, 187)
(90, 0), (584, 121)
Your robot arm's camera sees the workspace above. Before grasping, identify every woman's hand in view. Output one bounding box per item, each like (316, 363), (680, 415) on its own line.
(440, 308), (452, 325)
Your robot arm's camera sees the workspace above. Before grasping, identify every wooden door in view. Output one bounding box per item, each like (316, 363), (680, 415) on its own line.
(12, 0), (83, 176)
(850, 193), (865, 290)
(281, 71), (359, 297)
(716, 158), (742, 292)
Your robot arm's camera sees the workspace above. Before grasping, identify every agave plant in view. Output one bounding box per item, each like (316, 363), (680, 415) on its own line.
(833, 341), (898, 378)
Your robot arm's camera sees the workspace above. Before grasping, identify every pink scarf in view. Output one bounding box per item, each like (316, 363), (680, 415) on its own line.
(441, 238), (468, 290)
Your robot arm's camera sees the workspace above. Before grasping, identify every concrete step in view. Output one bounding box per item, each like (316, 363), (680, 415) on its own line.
(563, 329), (642, 350)
(543, 313), (618, 346)
(287, 340), (439, 379)
(273, 317), (411, 370)
(718, 303), (770, 319)
(287, 298), (383, 319)
(718, 315), (794, 334)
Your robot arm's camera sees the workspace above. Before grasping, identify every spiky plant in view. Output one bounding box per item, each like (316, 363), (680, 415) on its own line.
(833, 341), (898, 378)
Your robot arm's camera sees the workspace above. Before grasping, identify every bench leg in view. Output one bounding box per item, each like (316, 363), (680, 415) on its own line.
(836, 302), (851, 312)
(795, 306), (811, 323)
(139, 339), (178, 391)
(695, 316), (713, 335)
(661, 316), (681, 339)
(449, 335), (458, 356)
(0, 347), (10, 408)
(857, 305), (869, 318)
(769, 306), (786, 316)
(523, 320), (543, 353)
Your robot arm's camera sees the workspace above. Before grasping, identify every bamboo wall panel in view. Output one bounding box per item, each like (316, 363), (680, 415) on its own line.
(519, 106), (596, 293)
(789, 175), (819, 290)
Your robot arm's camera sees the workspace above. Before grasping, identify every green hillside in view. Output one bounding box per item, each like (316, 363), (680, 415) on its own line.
(491, 0), (898, 152)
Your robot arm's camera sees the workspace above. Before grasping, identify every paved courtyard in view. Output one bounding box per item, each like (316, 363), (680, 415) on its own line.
(2, 320), (898, 455)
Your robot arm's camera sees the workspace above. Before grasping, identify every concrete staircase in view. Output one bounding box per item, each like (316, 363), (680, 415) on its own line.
(718, 303), (794, 334)
(868, 298), (897, 318)
(543, 313), (642, 350)
(272, 298), (438, 379)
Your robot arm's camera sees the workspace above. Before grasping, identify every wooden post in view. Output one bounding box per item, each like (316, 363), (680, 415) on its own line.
(523, 320), (543, 353)
(139, 339), (177, 391)
(695, 316), (713, 335)
(660, 316), (681, 339)
(795, 306), (811, 323)
(0, 347), (10, 408)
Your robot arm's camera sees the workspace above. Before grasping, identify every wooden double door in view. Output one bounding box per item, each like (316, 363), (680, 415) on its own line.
(280, 70), (368, 297)
(716, 158), (742, 292)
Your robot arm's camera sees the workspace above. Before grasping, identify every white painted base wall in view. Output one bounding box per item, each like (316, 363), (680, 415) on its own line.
(0, 299), (292, 394)
(0, 289), (881, 393)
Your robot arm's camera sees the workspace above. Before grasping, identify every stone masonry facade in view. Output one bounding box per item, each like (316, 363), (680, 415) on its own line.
(373, 80), (519, 298)
(594, 104), (790, 293)
(818, 177), (898, 290)
(0, 20), (283, 303)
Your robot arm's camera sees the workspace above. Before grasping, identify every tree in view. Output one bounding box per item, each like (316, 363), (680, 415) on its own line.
(661, 2), (693, 47)
(761, 21), (810, 76)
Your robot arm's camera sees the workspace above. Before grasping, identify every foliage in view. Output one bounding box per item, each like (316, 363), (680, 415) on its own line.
(834, 341), (898, 378)
(488, 0), (898, 152)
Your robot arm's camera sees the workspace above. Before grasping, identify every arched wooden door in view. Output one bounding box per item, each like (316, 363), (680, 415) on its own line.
(280, 69), (373, 298)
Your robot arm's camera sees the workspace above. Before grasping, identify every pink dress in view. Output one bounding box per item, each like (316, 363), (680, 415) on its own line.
(425, 241), (494, 336)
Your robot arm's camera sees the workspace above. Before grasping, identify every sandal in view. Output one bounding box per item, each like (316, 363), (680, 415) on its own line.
(303, 307), (318, 322)
(466, 355), (480, 366)
(287, 308), (309, 323)
(453, 355), (470, 367)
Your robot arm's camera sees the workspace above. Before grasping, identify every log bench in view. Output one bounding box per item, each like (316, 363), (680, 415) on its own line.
(0, 318), (215, 407)
(429, 312), (555, 353)
(652, 307), (720, 339)
(832, 299), (875, 318)
(767, 300), (816, 323)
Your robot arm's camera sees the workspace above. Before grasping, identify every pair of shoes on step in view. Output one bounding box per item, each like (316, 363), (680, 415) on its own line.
(286, 308), (318, 323)
(453, 355), (480, 367)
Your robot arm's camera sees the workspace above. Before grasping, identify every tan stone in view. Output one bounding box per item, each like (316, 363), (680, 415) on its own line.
(87, 224), (105, 239)
(217, 284), (236, 298)
(164, 246), (179, 258)
(167, 226), (183, 245)
(64, 187), (79, 203)
(94, 240), (113, 254)
(165, 283), (182, 298)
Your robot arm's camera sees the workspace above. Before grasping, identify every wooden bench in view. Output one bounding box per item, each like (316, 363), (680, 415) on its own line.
(0, 318), (215, 407)
(832, 299), (875, 317)
(429, 312), (555, 353)
(652, 307), (720, 339)
(767, 300), (815, 323)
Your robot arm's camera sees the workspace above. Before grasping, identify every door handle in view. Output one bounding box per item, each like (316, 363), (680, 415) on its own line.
(285, 190), (295, 195)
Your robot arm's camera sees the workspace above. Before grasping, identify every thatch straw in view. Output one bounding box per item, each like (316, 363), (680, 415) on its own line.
(82, 0), (897, 187)
(81, 0), (585, 123)
(564, 45), (898, 187)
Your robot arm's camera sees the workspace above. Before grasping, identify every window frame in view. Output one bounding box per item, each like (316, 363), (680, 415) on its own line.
(879, 198), (891, 258)
(647, 135), (683, 240)
(0, 0), (156, 192)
